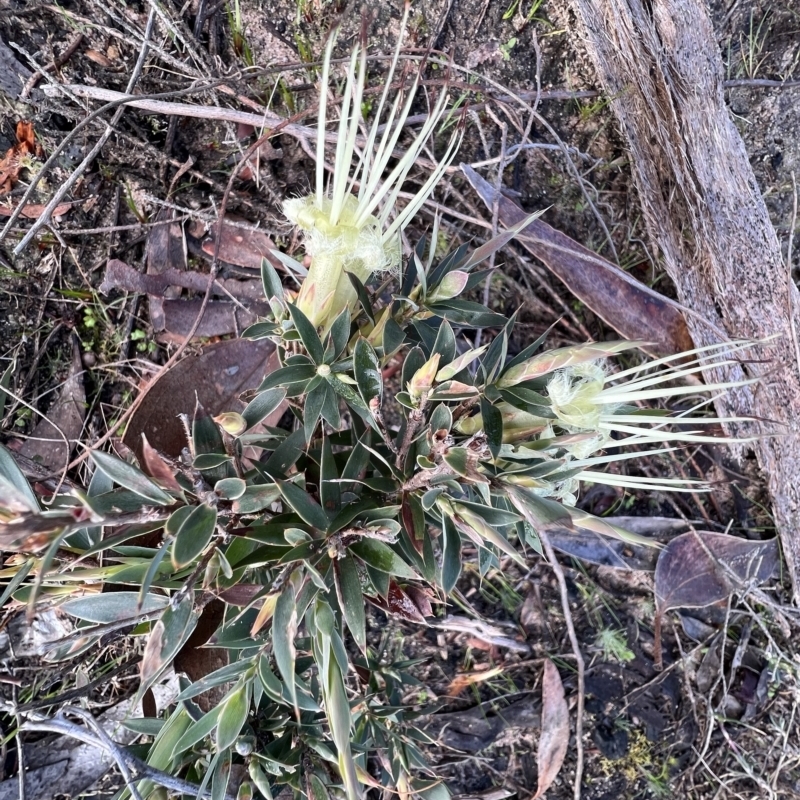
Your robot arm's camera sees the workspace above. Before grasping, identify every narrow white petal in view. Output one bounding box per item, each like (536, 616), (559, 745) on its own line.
(602, 359), (741, 394)
(600, 413), (755, 425)
(330, 46), (360, 224)
(572, 446), (680, 467)
(597, 421), (759, 444)
(575, 472), (710, 492)
(596, 375), (759, 404)
(611, 339), (755, 381)
(316, 33), (336, 206)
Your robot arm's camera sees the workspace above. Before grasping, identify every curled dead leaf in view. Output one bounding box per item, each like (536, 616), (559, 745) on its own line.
(446, 666), (504, 697)
(139, 434), (183, 495)
(462, 164), (693, 357)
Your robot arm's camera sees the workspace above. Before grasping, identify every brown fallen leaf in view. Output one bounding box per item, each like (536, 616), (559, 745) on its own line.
(0, 201), (74, 219)
(160, 298), (268, 339)
(653, 531), (778, 668)
(534, 658), (570, 799)
(195, 218), (282, 271)
(461, 164), (694, 357)
(19, 336), (85, 474)
(122, 338), (282, 460)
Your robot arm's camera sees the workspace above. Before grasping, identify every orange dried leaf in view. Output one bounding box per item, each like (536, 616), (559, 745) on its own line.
(446, 666), (503, 697)
(0, 202), (73, 219)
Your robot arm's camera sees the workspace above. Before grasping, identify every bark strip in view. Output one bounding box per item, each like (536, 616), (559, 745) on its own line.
(567, 0), (800, 598)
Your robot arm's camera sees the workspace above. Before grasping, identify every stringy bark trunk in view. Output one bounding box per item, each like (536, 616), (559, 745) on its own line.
(567, 0), (800, 600)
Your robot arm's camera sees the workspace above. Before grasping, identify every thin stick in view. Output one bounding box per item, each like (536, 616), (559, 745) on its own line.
(68, 706), (143, 800)
(12, 711), (234, 799)
(12, 685), (25, 800)
(538, 529), (584, 800)
(19, 32), (84, 98)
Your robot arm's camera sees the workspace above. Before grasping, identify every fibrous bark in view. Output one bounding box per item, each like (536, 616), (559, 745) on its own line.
(567, 0), (800, 599)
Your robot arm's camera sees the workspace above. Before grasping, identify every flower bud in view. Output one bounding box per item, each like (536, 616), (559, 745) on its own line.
(427, 270), (469, 302)
(407, 353), (441, 405)
(497, 341), (642, 388)
(213, 411), (247, 436)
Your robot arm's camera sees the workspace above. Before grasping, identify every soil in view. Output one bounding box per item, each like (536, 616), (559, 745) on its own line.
(1, 0), (800, 798)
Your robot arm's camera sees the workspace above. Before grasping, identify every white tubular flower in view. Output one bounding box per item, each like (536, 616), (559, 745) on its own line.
(544, 339), (760, 450)
(500, 340), (764, 504)
(287, 9), (462, 330)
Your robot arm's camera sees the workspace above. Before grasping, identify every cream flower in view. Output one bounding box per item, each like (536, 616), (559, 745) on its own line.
(288, 10), (461, 330)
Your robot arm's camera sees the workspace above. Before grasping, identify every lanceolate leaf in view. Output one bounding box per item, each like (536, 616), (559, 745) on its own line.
(304, 383), (328, 442)
(0, 444), (39, 511)
(140, 594), (197, 695)
(273, 584), (298, 717)
(334, 555), (366, 653)
(320, 435), (341, 516)
(441, 514), (462, 593)
(480, 397), (503, 454)
(277, 479), (330, 530)
(353, 338), (382, 405)
(346, 270), (375, 323)
(242, 388), (287, 430)
(259, 362), (317, 392)
(261, 256), (284, 301)
(349, 538), (418, 579)
(172, 503), (217, 569)
(288, 303), (325, 364)
(324, 657), (358, 800)
(327, 309), (351, 361)
(90, 450), (173, 506)
(216, 682), (249, 751)
(62, 592), (168, 623)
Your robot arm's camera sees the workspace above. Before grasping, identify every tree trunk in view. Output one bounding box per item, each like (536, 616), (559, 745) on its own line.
(567, 0), (800, 599)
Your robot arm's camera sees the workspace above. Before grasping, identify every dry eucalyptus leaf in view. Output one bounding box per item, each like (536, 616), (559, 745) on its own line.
(198, 218), (282, 271)
(462, 164), (693, 357)
(653, 531), (778, 668)
(655, 531), (778, 613)
(0, 201), (73, 219)
(534, 658), (570, 799)
(20, 336), (85, 474)
(160, 298), (267, 339)
(123, 338), (281, 459)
